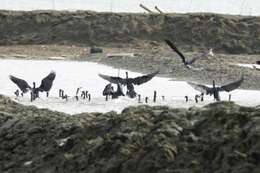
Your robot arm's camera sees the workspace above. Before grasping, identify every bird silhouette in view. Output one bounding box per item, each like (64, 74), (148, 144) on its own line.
(165, 39), (212, 69)
(9, 71), (56, 98)
(188, 75), (244, 101)
(99, 71), (158, 98)
(98, 70), (159, 85)
(103, 83), (125, 99)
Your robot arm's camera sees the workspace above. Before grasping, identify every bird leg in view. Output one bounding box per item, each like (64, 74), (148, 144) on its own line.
(185, 96), (188, 102)
(200, 93), (204, 102)
(145, 97), (148, 103)
(162, 96), (165, 101)
(229, 94), (232, 101)
(59, 89), (62, 97)
(81, 91), (85, 99)
(30, 92), (35, 102)
(195, 95), (199, 103)
(46, 92), (49, 97)
(138, 94), (141, 103)
(85, 91), (88, 99)
(214, 91), (221, 101)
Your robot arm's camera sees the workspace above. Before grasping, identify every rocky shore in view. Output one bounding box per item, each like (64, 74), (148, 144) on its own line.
(1, 9), (260, 173)
(0, 95), (259, 173)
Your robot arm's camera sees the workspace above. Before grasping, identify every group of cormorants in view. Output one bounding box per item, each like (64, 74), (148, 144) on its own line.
(99, 71), (159, 98)
(8, 40), (245, 103)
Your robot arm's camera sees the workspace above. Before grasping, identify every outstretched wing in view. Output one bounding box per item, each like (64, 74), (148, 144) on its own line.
(220, 75), (244, 92)
(165, 39), (186, 64)
(98, 74), (127, 85)
(129, 70), (159, 85)
(38, 71), (56, 92)
(9, 75), (31, 93)
(188, 82), (212, 94)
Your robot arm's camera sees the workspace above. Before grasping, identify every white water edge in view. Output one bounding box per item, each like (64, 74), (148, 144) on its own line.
(0, 59), (260, 114)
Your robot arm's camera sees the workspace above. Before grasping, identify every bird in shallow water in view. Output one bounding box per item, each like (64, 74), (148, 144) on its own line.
(103, 83), (114, 96)
(165, 39), (213, 69)
(99, 70), (159, 98)
(35, 71), (56, 97)
(9, 75), (32, 96)
(126, 82), (137, 98)
(9, 71), (56, 99)
(188, 75), (244, 101)
(103, 83), (125, 99)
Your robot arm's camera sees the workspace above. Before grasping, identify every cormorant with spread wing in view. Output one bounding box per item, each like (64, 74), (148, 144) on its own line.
(188, 75), (244, 101)
(165, 39), (212, 69)
(9, 71), (56, 98)
(98, 70), (159, 86)
(99, 70), (159, 98)
(9, 75), (32, 95)
(36, 71), (56, 97)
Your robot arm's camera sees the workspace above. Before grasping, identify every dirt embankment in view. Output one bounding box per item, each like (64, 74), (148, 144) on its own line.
(0, 10), (260, 54)
(0, 95), (260, 173)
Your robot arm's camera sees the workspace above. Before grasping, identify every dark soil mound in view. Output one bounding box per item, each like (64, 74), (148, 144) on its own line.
(0, 10), (260, 54)
(0, 95), (259, 173)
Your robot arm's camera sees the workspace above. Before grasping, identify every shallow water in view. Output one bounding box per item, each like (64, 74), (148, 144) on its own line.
(0, 0), (259, 16)
(0, 59), (260, 114)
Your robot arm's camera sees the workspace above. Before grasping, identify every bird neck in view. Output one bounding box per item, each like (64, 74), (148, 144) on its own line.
(212, 80), (215, 88)
(125, 72), (128, 79)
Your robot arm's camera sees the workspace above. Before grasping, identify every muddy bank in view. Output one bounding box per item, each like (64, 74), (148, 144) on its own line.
(0, 95), (259, 172)
(1, 10), (260, 54)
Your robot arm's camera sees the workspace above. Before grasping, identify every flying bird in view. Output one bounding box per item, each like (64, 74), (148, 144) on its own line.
(165, 39), (212, 69)
(188, 75), (244, 101)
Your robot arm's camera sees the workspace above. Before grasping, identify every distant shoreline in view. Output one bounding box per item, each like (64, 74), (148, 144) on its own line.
(0, 10), (260, 54)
